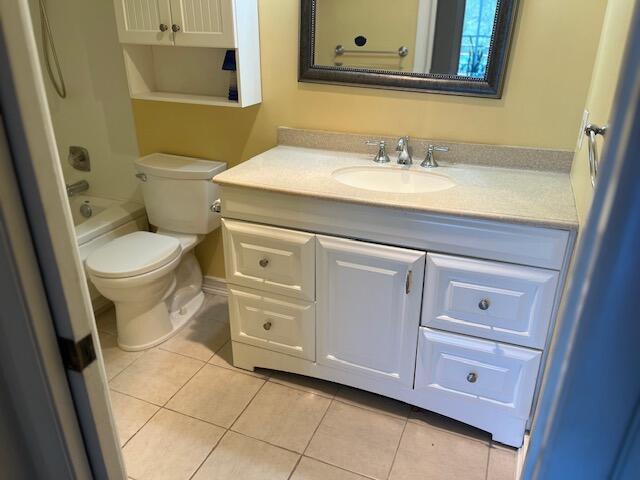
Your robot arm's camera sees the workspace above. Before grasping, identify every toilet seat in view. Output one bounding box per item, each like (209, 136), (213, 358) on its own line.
(86, 231), (181, 279)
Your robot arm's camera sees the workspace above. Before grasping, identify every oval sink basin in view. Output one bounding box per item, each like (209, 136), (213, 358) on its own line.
(332, 166), (455, 194)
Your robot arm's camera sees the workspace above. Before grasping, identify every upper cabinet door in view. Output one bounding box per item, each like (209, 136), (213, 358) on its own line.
(113, 0), (174, 45)
(316, 235), (426, 388)
(169, 0), (236, 48)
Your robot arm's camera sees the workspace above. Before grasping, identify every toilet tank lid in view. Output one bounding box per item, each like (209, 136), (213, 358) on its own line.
(135, 153), (226, 180)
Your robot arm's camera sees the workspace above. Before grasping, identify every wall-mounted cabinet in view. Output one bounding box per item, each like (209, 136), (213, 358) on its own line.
(113, 0), (261, 107)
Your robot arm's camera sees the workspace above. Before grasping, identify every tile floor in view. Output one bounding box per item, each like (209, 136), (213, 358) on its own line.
(98, 294), (519, 480)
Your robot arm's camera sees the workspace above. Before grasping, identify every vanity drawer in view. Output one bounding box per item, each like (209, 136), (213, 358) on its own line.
(222, 219), (315, 300)
(422, 253), (559, 349)
(228, 285), (315, 361)
(415, 328), (541, 429)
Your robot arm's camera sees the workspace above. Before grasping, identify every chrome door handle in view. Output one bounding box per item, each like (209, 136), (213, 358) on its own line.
(585, 123), (607, 188)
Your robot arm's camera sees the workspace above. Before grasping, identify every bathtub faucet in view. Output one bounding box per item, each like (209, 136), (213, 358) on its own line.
(66, 180), (89, 197)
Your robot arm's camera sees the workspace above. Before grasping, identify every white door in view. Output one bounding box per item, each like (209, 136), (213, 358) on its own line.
(3, 2), (124, 477)
(316, 235), (425, 387)
(169, 0), (236, 47)
(113, 0), (174, 45)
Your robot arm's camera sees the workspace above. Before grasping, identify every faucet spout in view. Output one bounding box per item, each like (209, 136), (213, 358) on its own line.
(66, 180), (89, 197)
(396, 136), (412, 165)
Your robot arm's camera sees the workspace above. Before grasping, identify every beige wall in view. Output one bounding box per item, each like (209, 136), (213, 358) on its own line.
(132, 0), (607, 278)
(314, 0), (419, 70)
(571, 0), (636, 226)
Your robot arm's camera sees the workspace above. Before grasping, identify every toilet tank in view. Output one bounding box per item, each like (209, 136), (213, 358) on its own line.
(134, 153), (226, 234)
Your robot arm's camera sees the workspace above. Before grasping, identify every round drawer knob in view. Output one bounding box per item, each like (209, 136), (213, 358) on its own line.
(467, 372), (478, 383)
(259, 258), (269, 268)
(263, 321), (272, 331)
(171, 23), (181, 32)
(478, 299), (490, 311)
(159, 23), (169, 32)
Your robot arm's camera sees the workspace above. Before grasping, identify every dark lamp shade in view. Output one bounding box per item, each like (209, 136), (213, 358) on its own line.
(222, 50), (237, 71)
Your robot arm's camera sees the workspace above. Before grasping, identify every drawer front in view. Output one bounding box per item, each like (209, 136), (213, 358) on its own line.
(422, 253), (559, 349)
(222, 219), (315, 300)
(415, 328), (541, 420)
(228, 285), (315, 361)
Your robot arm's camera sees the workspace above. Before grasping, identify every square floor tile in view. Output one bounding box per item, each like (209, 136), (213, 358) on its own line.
(389, 422), (489, 480)
(291, 457), (369, 480)
(159, 295), (230, 361)
(487, 442), (518, 480)
(110, 349), (204, 405)
(123, 409), (224, 480)
(95, 308), (117, 335)
(269, 371), (339, 398)
(208, 341), (270, 379)
(167, 364), (265, 428)
(99, 332), (144, 380)
(408, 407), (491, 442)
(305, 401), (405, 480)
(334, 385), (410, 420)
(192, 431), (299, 480)
(232, 382), (331, 453)
(109, 390), (159, 446)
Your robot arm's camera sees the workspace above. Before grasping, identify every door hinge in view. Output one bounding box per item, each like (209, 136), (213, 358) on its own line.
(405, 270), (413, 294)
(58, 334), (96, 372)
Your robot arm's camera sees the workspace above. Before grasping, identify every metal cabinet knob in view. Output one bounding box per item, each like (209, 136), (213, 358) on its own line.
(171, 24), (181, 32)
(263, 321), (272, 331)
(159, 23), (169, 32)
(259, 258), (269, 268)
(478, 299), (490, 311)
(467, 372), (478, 383)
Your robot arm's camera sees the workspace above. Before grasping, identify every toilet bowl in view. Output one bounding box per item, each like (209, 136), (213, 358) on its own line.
(85, 153), (226, 351)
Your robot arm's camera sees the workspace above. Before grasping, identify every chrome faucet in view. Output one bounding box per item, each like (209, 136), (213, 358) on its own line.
(396, 136), (412, 165)
(421, 144), (449, 168)
(66, 179), (89, 197)
(364, 140), (391, 163)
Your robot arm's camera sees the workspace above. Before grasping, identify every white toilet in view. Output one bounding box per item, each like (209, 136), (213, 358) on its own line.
(86, 153), (226, 351)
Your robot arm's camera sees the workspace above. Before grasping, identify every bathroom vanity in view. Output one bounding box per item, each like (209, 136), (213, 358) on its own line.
(214, 130), (577, 448)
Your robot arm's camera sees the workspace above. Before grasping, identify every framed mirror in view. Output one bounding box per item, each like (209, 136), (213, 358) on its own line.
(299, 0), (519, 98)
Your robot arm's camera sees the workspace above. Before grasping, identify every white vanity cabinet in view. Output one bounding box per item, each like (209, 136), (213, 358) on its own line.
(113, 0), (261, 107)
(220, 189), (574, 448)
(316, 235), (425, 388)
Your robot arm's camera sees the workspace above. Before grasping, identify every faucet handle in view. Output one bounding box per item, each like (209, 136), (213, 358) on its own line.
(427, 144), (449, 153)
(421, 144), (449, 168)
(364, 140), (391, 163)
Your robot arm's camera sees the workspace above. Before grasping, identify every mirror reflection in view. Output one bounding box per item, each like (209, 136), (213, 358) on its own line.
(313, 0), (500, 78)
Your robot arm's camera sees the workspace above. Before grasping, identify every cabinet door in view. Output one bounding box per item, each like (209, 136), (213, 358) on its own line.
(316, 235), (425, 387)
(113, 0), (174, 45)
(169, 0), (236, 47)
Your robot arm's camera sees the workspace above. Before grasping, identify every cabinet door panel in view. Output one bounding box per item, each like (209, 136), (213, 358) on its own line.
(169, 0), (236, 47)
(316, 235), (425, 387)
(113, 0), (173, 45)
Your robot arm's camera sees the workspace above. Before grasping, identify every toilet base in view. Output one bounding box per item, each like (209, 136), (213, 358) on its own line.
(117, 291), (205, 351)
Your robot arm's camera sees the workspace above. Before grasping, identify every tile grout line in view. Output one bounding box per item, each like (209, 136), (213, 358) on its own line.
(186, 426), (227, 480)
(385, 418), (409, 480)
(301, 397), (334, 457)
(286, 455), (303, 480)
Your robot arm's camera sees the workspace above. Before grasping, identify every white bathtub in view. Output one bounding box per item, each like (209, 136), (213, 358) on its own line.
(68, 195), (148, 311)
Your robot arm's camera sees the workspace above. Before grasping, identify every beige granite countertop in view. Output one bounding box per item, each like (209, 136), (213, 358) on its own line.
(214, 146), (578, 230)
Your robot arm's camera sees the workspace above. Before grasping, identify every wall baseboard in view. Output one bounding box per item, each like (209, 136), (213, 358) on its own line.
(202, 276), (228, 297)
